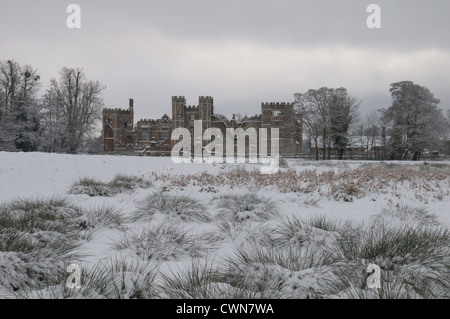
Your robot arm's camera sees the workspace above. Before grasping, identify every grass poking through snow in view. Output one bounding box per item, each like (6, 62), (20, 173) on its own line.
(131, 192), (212, 223)
(214, 193), (278, 222)
(112, 224), (216, 261)
(68, 175), (153, 197)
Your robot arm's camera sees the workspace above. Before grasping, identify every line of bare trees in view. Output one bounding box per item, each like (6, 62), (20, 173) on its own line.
(294, 87), (360, 160)
(0, 59), (105, 154)
(295, 82), (450, 161)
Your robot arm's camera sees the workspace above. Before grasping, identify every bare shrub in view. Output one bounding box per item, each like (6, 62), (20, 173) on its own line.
(112, 224), (216, 261)
(131, 192), (211, 223)
(68, 175), (152, 197)
(214, 193), (278, 222)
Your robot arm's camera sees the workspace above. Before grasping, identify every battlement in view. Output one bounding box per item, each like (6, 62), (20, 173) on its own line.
(261, 102), (293, 107)
(137, 116), (171, 125)
(103, 94), (302, 156)
(137, 119), (156, 124)
(103, 108), (132, 114)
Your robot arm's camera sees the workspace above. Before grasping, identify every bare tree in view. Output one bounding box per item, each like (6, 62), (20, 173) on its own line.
(46, 67), (105, 153)
(295, 88), (359, 160)
(294, 93), (321, 160)
(363, 111), (380, 160)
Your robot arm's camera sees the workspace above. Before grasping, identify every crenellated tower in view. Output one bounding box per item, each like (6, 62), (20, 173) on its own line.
(172, 96), (186, 130)
(261, 102), (302, 156)
(102, 98), (135, 152)
(198, 96), (213, 132)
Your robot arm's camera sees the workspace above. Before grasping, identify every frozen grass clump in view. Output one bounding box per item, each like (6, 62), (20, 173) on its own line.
(80, 205), (127, 230)
(109, 174), (153, 191)
(335, 222), (450, 268)
(0, 197), (85, 291)
(374, 204), (440, 227)
(213, 221), (274, 247)
(272, 215), (350, 254)
(161, 259), (226, 299)
(131, 192), (211, 223)
(112, 224), (216, 261)
(68, 175), (153, 197)
(161, 258), (285, 299)
(215, 193), (278, 222)
(68, 177), (112, 197)
(15, 257), (159, 299)
(319, 221), (450, 299)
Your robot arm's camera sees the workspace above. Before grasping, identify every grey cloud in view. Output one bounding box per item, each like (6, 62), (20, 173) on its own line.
(1, 0), (449, 120)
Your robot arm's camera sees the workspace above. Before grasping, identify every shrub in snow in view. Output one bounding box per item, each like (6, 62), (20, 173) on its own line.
(68, 177), (113, 197)
(214, 221), (274, 248)
(15, 257), (158, 299)
(272, 215), (350, 259)
(0, 252), (28, 291)
(374, 204), (440, 227)
(68, 175), (152, 197)
(81, 205), (127, 230)
(214, 193), (278, 222)
(161, 258), (286, 299)
(131, 192), (211, 223)
(0, 197), (85, 291)
(109, 174), (153, 191)
(321, 221), (450, 299)
(113, 224), (216, 261)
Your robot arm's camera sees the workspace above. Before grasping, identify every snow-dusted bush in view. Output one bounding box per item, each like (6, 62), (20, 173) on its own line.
(109, 174), (153, 191)
(131, 192), (211, 223)
(0, 251), (29, 291)
(68, 175), (152, 197)
(213, 221), (274, 248)
(272, 215), (350, 254)
(68, 177), (112, 197)
(161, 258), (285, 299)
(320, 221), (450, 299)
(0, 197), (85, 291)
(15, 257), (159, 299)
(80, 205), (127, 230)
(214, 193), (278, 222)
(161, 259), (228, 299)
(374, 204), (440, 227)
(112, 224), (216, 261)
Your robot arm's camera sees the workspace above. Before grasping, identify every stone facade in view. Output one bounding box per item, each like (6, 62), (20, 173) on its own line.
(102, 96), (302, 156)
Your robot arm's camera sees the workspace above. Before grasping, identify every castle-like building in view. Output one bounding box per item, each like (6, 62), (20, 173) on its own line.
(102, 97), (302, 156)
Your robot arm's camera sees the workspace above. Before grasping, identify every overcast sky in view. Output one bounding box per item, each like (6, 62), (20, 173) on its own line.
(1, 0), (450, 122)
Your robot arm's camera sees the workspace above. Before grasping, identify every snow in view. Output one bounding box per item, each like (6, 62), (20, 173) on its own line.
(0, 152), (449, 299)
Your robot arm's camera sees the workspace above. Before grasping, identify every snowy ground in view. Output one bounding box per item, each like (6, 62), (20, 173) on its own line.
(0, 152), (449, 299)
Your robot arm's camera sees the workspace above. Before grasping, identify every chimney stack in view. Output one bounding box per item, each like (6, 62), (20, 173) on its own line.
(129, 98), (134, 109)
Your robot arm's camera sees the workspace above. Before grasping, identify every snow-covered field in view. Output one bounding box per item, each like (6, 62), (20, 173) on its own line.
(0, 152), (449, 299)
